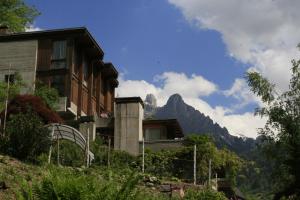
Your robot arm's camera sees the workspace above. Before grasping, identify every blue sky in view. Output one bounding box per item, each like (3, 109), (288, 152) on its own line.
(25, 0), (300, 138)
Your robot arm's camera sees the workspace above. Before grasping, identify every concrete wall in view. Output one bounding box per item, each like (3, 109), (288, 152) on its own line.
(114, 102), (144, 156)
(0, 40), (38, 93)
(140, 140), (183, 153)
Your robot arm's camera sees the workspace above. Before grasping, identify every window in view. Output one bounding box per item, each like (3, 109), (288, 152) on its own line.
(93, 67), (97, 96)
(73, 49), (81, 75)
(101, 77), (106, 95)
(51, 40), (67, 69)
(51, 75), (65, 96)
(83, 58), (88, 81)
(5, 74), (14, 84)
(144, 128), (167, 141)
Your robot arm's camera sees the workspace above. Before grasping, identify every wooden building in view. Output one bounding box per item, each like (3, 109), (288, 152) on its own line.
(0, 27), (118, 119)
(0, 26), (184, 155)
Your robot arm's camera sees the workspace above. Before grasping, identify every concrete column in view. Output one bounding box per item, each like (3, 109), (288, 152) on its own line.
(79, 122), (96, 142)
(114, 97), (144, 156)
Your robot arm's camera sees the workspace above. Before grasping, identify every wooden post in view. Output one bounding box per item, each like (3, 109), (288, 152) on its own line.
(194, 145), (197, 185)
(108, 137), (111, 167)
(56, 135), (59, 165)
(48, 126), (55, 164)
(215, 173), (218, 190)
(142, 137), (145, 173)
(3, 63), (11, 135)
(86, 123), (90, 167)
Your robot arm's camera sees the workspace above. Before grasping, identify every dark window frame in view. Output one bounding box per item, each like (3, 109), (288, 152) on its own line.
(51, 40), (67, 69)
(5, 74), (15, 84)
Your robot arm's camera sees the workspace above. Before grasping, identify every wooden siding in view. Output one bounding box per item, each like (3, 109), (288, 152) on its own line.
(107, 84), (112, 112)
(36, 36), (117, 118)
(71, 76), (79, 105)
(82, 86), (88, 114)
(92, 97), (97, 114)
(37, 39), (51, 70)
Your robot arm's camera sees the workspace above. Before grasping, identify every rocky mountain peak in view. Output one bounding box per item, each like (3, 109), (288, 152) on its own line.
(145, 94), (157, 108)
(152, 93), (256, 154)
(167, 93), (184, 105)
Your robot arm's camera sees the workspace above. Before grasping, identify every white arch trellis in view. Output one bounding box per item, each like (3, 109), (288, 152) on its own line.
(46, 123), (94, 167)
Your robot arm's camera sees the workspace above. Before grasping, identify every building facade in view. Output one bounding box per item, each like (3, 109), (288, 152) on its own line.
(0, 27), (118, 120)
(0, 26), (183, 156)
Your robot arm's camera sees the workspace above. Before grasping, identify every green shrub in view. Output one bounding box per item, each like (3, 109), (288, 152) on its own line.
(51, 140), (85, 167)
(184, 189), (227, 200)
(4, 109), (51, 162)
(34, 81), (59, 110)
(91, 138), (138, 169)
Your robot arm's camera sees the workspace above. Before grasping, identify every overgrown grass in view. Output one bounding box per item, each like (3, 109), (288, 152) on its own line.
(16, 165), (166, 200)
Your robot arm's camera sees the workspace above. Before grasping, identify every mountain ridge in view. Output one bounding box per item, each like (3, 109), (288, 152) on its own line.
(144, 93), (256, 155)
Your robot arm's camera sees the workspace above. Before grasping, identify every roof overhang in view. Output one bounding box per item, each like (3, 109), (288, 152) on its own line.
(0, 27), (104, 59)
(115, 97), (144, 108)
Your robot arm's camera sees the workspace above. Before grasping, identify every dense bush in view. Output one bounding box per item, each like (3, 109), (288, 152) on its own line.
(0, 95), (63, 124)
(3, 109), (51, 161)
(141, 135), (243, 185)
(184, 189), (227, 200)
(51, 140), (85, 167)
(34, 81), (59, 110)
(91, 138), (138, 169)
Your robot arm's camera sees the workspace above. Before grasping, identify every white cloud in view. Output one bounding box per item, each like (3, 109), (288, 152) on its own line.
(117, 72), (217, 106)
(116, 74), (161, 100)
(25, 25), (41, 32)
(224, 78), (263, 109)
(155, 72), (217, 98)
(168, 0), (300, 92)
(116, 72), (265, 138)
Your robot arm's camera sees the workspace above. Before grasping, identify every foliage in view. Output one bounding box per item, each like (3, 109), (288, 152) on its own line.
(51, 140), (85, 167)
(15, 164), (231, 200)
(142, 135), (243, 186)
(143, 149), (177, 178)
(183, 134), (213, 146)
(0, 72), (24, 111)
(184, 189), (227, 200)
(2, 109), (51, 161)
(34, 81), (59, 110)
(91, 137), (138, 169)
(0, 94), (63, 124)
(16, 166), (164, 200)
(246, 57), (300, 199)
(0, 0), (39, 32)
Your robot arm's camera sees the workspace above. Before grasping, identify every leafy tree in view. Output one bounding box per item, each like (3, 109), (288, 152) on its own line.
(183, 134), (213, 146)
(3, 109), (51, 161)
(246, 57), (300, 199)
(0, 0), (39, 32)
(142, 135), (243, 185)
(182, 135), (243, 185)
